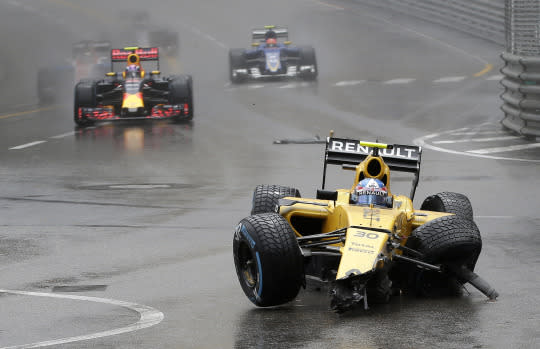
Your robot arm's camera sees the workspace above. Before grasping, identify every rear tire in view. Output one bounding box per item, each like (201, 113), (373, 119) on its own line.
(229, 49), (246, 84)
(420, 192), (473, 221)
(251, 184), (301, 215)
(233, 213), (304, 307)
(405, 215), (482, 297)
(169, 75), (193, 121)
(73, 81), (96, 127)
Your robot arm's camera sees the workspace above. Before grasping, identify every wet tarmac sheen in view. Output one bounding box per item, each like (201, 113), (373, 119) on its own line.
(0, 0), (539, 348)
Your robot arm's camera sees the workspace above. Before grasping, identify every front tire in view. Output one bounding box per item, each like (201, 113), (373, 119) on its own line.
(298, 46), (318, 81)
(405, 215), (482, 297)
(233, 213), (304, 307)
(251, 184), (301, 215)
(229, 48), (246, 84)
(73, 81), (96, 127)
(169, 75), (194, 121)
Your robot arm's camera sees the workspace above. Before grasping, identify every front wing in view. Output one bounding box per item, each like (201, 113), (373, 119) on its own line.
(77, 103), (189, 122)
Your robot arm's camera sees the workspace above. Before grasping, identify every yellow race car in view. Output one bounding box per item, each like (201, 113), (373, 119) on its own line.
(233, 136), (498, 312)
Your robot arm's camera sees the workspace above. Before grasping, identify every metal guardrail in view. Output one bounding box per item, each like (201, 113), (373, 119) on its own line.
(356, 0), (540, 138)
(500, 53), (540, 138)
(501, 1), (540, 138)
(354, 0), (505, 45)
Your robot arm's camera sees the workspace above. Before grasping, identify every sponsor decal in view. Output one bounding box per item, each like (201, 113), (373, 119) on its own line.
(348, 247), (375, 254)
(235, 224), (256, 248)
(265, 49), (281, 72)
(330, 139), (419, 159)
(363, 208), (381, 222)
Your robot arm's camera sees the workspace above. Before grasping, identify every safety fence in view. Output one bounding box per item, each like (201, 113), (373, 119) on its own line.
(355, 0), (540, 138)
(354, 0), (505, 45)
(501, 1), (540, 137)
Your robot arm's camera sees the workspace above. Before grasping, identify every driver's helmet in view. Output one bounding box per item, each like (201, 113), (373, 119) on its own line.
(125, 64), (141, 78)
(265, 30), (277, 40)
(266, 38), (277, 47)
(351, 178), (388, 207)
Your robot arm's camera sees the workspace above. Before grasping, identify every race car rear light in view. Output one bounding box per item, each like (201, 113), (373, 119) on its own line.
(184, 103), (189, 114)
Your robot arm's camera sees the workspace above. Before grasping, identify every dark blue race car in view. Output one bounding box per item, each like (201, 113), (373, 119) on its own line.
(228, 26), (317, 83)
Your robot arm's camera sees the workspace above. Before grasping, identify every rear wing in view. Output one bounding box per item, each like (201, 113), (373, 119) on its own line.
(322, 137), (422, 200)
(72, 40), (112, 58)
(252, 26), (288, 41)
(111, 47), (159, 62)
(89, 41), (112, 54)
(110, 47), (160, 71)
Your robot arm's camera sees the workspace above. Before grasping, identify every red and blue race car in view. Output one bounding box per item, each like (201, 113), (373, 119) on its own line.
(228, 26), (317, 83)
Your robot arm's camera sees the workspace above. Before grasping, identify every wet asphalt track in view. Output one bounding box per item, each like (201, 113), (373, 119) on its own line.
(0, 0), (539, 348)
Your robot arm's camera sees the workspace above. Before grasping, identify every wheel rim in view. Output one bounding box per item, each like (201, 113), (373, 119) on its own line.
(238, 242), (258, 289)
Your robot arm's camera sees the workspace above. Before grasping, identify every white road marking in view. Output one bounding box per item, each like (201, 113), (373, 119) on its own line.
(383, 78), (416, 85)
(49, 131), (76, 139)
(334, 80), (365, 86)
(433, 76), (466, 83)
(432, 136), (519, 144)
(0, 289), (164, 349)
(180, 24), (227, 49)
(414, 127), (540, 162)
(486, 74), (503, 81)
(248, 84), (264, 89)
(450, 131), (504, 136)
(468, 142), (540, 154)
(279, 84), (297, 89)
(9, 141), (47, 150)
(310, 0), (345, 10)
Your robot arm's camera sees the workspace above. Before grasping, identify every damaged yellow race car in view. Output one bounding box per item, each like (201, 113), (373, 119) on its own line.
(233, 136), (498, 312)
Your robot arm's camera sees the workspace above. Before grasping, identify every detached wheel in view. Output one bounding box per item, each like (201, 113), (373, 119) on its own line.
(233, 213), (304, 307)
(229, 48), (246, 84)
(299, 46), (318, 81)
(169, 75), (193, 121)
(73, 81), (96, 127)
(405, 215), (482, 297)
(251, 184), (301, 215)
(420, 192), (473, 221)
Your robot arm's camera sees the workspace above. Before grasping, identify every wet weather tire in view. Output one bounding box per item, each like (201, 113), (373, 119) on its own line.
(233, 213), (304, 307)
(229, 49), (246, 84)
(73, 81), (96, 127)
(405, 215), (482, 297)
(299, 46), (317, 81)
(420, 192), (473, 221)
(169, 75), (194, 121)
(251, 184), (301, 215)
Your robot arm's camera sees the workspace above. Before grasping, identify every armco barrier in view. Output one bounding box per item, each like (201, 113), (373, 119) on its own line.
(354, 0), (505, 45)
(500, 52), (540, 138)
(355, 0), (540, 138)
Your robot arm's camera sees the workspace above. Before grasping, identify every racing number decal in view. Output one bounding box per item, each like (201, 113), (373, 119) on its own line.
(348, 230), (379, 254)
(353, 230), (379, 239)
